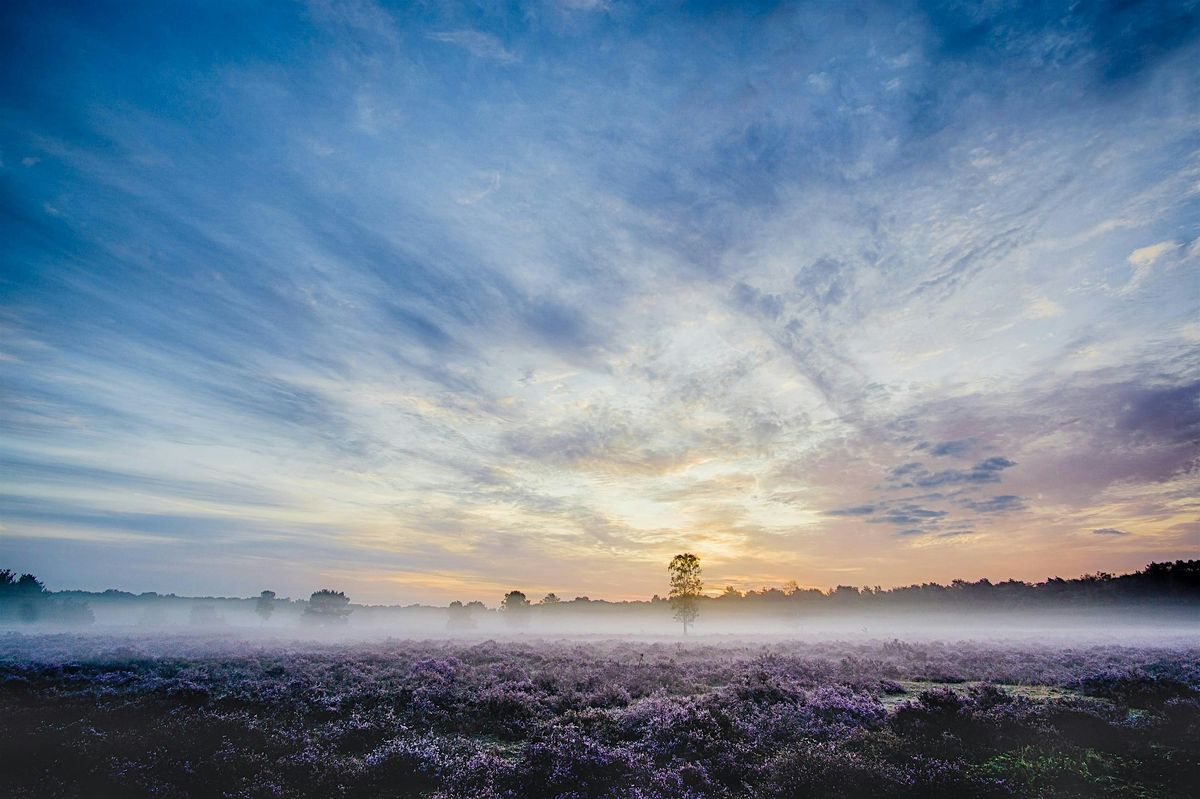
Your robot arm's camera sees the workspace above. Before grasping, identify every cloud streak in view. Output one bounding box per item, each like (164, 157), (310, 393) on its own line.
(0, 0), (1196, 601)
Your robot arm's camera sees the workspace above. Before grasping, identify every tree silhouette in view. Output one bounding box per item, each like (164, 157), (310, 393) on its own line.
(539, 593), (560, 605)
(11, 572), (46, 622)
(15, 573), (45, 595)
(501, 590), (531, 628)
(668, 553), (703, 635)
(0, 570), (93, 625)
(304, 589), (351, 625)
(446, 600), (476, 631)
(256, 590), (276, 623)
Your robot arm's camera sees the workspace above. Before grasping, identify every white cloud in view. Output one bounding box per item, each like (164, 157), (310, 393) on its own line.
(556, 0), (609, 10)
(428, 30), (518, 63)
(1026, 296), (1064, 319)
(1122, 240), (1178, 293)
(455, 171), (503, 205)
(1129, 240), (1178, 266)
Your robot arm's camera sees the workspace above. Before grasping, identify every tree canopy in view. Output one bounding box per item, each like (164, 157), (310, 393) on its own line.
(501, 590), (531, 627)
(668, 553), (703, 635)
(256, 590), (276, 622)
(303, 589), (351, 625)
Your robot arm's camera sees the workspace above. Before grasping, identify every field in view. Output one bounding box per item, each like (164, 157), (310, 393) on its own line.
(2, 634), (1199, 798)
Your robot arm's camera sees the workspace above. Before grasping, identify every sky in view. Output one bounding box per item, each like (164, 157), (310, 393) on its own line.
(1, 1), (1198, 605)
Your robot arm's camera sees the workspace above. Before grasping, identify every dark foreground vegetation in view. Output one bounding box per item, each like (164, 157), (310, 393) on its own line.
(2, 634), (1198, 798)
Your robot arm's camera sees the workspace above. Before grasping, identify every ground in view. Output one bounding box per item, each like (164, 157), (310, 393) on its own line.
(1, 633), (1198, 798)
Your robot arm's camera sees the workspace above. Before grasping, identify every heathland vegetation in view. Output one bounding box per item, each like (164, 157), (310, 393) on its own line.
(2, 635), (1198, 798)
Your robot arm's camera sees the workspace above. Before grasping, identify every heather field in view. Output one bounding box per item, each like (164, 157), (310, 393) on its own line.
(3, 634), (1199, 798)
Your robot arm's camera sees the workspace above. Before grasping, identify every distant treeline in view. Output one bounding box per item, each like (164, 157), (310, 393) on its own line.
(504, 560), (1200, 616)
(0, 570), (95, 625)
(2, 561), (1197, 628)
(703, 560), (1200, 608)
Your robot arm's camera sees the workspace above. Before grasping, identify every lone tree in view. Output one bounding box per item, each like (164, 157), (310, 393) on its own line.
(668, 553), (703, 635)
(304, 589), (351, 626)
(256, 590), (276, 623)
(501, 590), (531, 628)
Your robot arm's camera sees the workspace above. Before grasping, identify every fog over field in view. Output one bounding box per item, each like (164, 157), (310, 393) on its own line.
(5, 560), (1199, 642)
(29, 610), (1200, 643)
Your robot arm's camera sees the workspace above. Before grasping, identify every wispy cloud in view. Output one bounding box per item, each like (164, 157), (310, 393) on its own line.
(0, 0), (1196, 601)
(428, 29), (518, 62)
(1122, 240), (1180, 294)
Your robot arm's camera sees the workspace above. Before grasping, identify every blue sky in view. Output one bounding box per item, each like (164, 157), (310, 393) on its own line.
(1, 1), (1197, 603)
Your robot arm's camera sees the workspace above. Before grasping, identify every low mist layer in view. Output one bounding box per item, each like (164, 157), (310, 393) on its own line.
(3, 561), (1197, 642)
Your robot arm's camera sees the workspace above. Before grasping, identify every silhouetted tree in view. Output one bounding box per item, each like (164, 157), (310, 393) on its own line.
(304, 589), (351, 625)
(15, 573), (45, 595)
(668, 553), (703, 635)
(256, 590), (276, 623)
(446, 599), (476, 631)
(540, 593), (560, 605)
(501, 590), (529, 609)
(11, 572), (46, 622)
(501, 590), (531, 628)
(0, 570), (93, 625)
